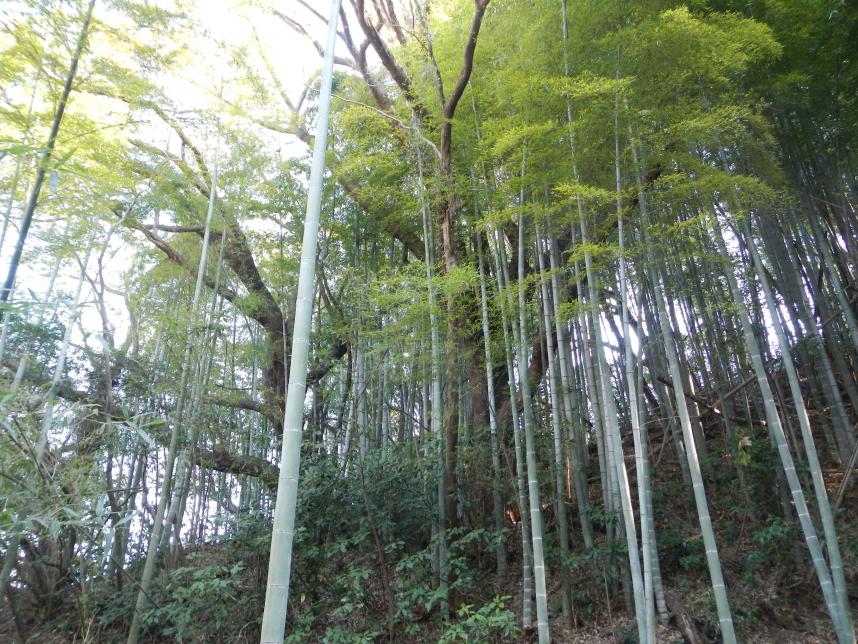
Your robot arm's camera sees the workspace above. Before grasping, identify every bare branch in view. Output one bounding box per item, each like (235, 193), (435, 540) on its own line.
(383, 0), (408, 44)
(351, 0), (427, 120)
(129, 139), (210, 198)
(121, 217), (252, 316)
(147, 103), (212, 185)
(272, 9), (355, 68)
(295, 0), (342, 35)
(252, 27), (297, 113)
(416, 4), (446, 108)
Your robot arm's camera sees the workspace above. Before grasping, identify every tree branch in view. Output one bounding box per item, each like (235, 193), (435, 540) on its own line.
(444, 0), (490, 120)
(440, 0), (490, 168)
(191, 448), (279, 492)
(351, 0), (428, 120)
(272, 9), (355, 69)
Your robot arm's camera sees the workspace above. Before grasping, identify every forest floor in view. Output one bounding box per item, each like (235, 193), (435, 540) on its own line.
(0, 529), (850, 643)
(3, 441), (855, 642)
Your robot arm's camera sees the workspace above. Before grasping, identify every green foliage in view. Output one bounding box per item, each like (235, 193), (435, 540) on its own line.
(139, 560), (250, 641)
(728, 425), (779, 495)
(564, 534), (629, 616)
(437, 596), (516, 643)
(2, 305), (66, 373)
(483, 120), (557, 161)
(743, 516), (795, 585)
(613, 624), (641, 644)
(659, 527), (701, 573)
(319, 625), (381, 644)
(439, 264), (480, 300)
(555, 182), (618, 206)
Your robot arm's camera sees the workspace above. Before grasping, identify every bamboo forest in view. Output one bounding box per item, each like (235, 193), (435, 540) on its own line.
(2, 0), (858, 642)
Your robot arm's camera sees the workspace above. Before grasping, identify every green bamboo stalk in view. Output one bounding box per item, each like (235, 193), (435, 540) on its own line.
(0, 0), (96, 310)
(626, 120), (735, 636)
(416, 131), (449, 618)
(477, 235), (508, 580)
(547, 236), (593, 548)
(259, 3), (341, 639)
(0, 76), (39, 260)
(535, 224), (572, 627)
(651, 266), (736, 641)
(806, 214), (858, 351)
(516, 211), (550, 644)
(578, 203), (646, 640)
(614, 100), (655, 641)
(128, 120), (221, 644)
(784, 206), (856, 463)
(490, 226), (534, 628)
(747, 227), (853, 637)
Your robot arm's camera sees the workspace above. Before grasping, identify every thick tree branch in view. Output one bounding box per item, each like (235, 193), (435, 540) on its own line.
(200, 394), (272, 417)
(439, 0), (490, 171)
(191, 448), (279, 492)
(351, 0), (428, 120)
(443, 0), (490, 120)
(122, 218), (242, 307)
(150, 223), (208, 234)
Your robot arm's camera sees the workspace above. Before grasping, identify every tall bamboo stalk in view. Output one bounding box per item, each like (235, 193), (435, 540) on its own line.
(416, 131), (449, 617)
(128, 115), (221, 644)
(628, 132), (736, 641)
(578, 201), (646, 640)
(491, 226), (534, 628)
(547, 236), (593, 548)
(614, 100), (655, 641)
(477, 235), (507, 580)
(516, 211), (550, 644)
(747, 226), (853, 637)
(0, 0), (96, 310)
(260, 4), (341, 639)
(535, 224), (571, 627)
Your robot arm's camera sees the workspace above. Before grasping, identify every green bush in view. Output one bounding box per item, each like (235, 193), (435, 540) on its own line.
(139, 560), (249, 641)
(437, 596), (516, 643)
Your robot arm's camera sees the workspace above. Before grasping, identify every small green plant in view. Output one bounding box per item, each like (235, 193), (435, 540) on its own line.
(614, 624), (639, 643)
(743, 516), (794, 585)
(565, 538), (628, 615)
(321, 625), (381, 643)
(678, 537), (706, 573)
(332, 561), (372, 619)
(139, 561), (248, 641)
(437, 596), (517, 643)
(284, 612), (315, 644)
